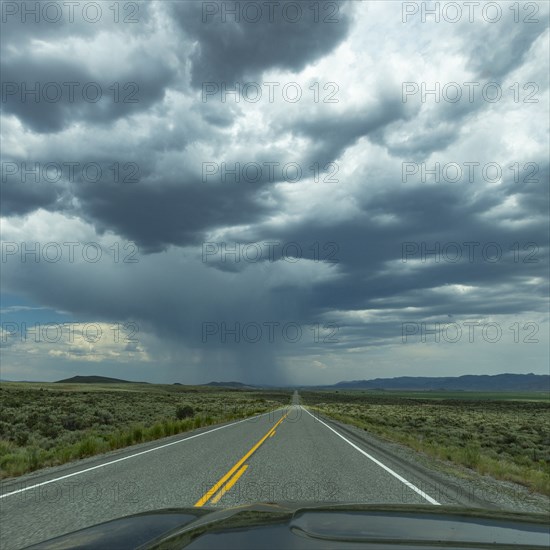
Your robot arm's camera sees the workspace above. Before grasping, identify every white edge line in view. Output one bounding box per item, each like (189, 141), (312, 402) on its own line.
(0, 408), (285, 500)
(301, 406), (440, 505)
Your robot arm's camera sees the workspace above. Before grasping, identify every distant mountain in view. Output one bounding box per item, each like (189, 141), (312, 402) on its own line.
(204, 381), (257, 389)
(324, 373), (549, 392)
(55, 375), (145, 384)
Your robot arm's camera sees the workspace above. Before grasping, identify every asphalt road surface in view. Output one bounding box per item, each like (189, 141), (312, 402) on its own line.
(0, 392), (541, 549)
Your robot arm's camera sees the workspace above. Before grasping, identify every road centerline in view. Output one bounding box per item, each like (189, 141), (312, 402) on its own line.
(210, 464), (249, 504)
(194, 412), (287, 507)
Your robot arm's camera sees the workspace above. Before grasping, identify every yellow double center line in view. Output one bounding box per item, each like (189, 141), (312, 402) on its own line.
(194, 412), (287, 507)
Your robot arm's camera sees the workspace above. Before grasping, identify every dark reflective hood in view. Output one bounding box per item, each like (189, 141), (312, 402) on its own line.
(24, 504), (550, 550)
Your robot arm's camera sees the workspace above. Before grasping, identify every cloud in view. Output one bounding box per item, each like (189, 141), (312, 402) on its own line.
(1, 1), (548, 383)
(170, 1), (355, 87)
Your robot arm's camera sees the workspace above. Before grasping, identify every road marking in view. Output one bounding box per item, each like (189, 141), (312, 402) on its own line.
(0, 409), (284, 500)
(210, 464), (248, 504)
(195, 413), (287, 507)
(301, 407), (440, 505)
(269, 430), (276, 437)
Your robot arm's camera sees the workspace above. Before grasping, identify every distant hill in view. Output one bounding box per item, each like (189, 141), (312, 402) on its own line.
(55, 375), (145, 384)
(324, 373), (549, 392)
(204, 381), (256, 389)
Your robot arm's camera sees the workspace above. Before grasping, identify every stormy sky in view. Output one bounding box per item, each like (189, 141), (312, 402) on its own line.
(1, 1), (548, 385)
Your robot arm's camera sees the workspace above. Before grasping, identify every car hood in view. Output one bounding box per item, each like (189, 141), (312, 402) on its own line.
(24, 503), (550, 550)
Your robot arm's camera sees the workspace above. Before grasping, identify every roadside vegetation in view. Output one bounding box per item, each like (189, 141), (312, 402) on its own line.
(0, 382), (289, 479)
(300, 390), (550, 496)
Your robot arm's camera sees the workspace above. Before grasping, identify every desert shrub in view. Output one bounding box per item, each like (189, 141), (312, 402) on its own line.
(14, 426), (30, 446)
(94, 410), (115, 425)
(62, 415), (83, 431)
(176, 405), (194, 420)
(39, 422), (63, 439)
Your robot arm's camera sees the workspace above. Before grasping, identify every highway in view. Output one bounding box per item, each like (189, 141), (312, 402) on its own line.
(0, 392), (541, 549)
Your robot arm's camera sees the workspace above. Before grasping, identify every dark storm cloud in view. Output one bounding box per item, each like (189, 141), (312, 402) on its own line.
(1, 50), (174, 133)
(170, 0), (354, 87)
(286, 94), (410, 165)
(0, 107), (307, 251)
(0, 179), (64, 216)
(377, 118), (465, 159)
(74, 180), (273, 252)
(211, 159), (549, 322)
